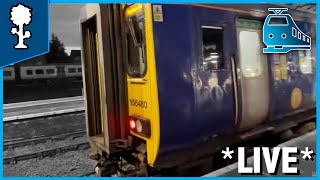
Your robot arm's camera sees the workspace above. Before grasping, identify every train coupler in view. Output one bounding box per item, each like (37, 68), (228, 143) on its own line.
(89, 152), (101, 161)
(94, 158), (118, 176)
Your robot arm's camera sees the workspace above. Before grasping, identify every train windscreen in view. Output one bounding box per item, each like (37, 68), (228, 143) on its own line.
(125, 5), (146, 78)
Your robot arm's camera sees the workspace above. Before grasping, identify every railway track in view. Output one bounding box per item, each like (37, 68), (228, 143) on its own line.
(4, 141), (90, 164)
(4, 97), (87, 146)
(4, 131), (87, 150)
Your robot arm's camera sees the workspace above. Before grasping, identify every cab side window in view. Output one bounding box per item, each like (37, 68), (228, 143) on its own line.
(201, 26), (224, 70)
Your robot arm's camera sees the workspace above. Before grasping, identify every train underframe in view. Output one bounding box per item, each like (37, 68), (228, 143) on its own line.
(90, 107), (316, 177)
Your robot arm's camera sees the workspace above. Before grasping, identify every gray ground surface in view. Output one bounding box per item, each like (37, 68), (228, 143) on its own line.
(4, 149), (93, 177)
(4, 112), (86, 141)
(4, 136), (88, 158)
(4, 135), (93, 177)
(3, 106), (90, 177)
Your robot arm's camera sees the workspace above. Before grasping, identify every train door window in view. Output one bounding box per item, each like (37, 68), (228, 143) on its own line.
(299, 50), (312, 74)
(35, 69), (44, 74)
(125, 13), (146, 78)
(201, 26), (224, 70)
(27, 70), (33, 75)
(46, 69), (55, 74)
(4, 71), (11, 77)
(292, 27), (297, 37)
(239, 30), (262, 77)
(68, 68), (76, 73)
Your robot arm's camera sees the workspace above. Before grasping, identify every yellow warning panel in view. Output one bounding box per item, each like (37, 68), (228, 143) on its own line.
(273, 65), (281, 81)
(153, 5), (163, 22)
(291, 88), (302, 109)
(280, 55), (287, 80)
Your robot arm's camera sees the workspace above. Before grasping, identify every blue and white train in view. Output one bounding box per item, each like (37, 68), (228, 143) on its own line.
(3, 64), (83, 82)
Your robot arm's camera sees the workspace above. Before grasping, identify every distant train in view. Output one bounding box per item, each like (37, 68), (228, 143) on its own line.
(3, 64), (83, 82)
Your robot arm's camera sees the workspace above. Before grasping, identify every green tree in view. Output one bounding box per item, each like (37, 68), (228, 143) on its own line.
(47, 33), (68, 64)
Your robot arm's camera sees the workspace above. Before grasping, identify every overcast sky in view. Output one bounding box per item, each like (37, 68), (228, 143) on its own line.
(50, 4), (84, 52)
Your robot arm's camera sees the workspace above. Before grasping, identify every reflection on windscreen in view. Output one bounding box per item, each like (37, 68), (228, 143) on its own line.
(268, 16), (288, 26)
(126, 14), (146, 78)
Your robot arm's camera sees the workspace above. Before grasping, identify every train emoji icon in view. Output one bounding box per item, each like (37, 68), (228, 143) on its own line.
(263, 8), (311, 53)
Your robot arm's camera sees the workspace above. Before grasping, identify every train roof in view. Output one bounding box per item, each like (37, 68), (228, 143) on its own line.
(284, 4), (316, 14)
(192, 4), (315, 22)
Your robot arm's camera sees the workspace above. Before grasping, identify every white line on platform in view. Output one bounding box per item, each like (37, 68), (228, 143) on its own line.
(4, 96), (84, 110)
(3, 107), (85, 122)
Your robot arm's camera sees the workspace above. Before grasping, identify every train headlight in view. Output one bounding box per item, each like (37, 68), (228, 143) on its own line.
(129, 116), (151, 137)
(136, 120), (143, 133)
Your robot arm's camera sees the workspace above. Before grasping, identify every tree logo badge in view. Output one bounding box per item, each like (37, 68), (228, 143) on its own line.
(10, 4), (33, 49)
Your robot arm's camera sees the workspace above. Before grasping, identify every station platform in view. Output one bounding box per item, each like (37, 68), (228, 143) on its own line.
(4, 96), (84, 121)
(204, 131), (316, 177)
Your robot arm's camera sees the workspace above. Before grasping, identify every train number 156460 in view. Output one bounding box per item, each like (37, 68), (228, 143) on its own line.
(129, 99), (147, 108)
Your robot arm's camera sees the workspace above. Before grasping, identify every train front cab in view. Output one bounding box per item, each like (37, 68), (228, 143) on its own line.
(80, 4), (160, 175)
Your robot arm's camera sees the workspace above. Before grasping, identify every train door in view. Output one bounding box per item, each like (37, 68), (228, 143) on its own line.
(235, 19), (270, 129)
(80, 4), (128, 154)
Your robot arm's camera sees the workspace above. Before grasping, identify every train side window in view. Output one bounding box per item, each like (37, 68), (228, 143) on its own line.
(303, 35), (306, 41)
(26, 70), (33, 75)
(292, 28), (297, 37)
(298, 32), (301, 39)
(239, 30), (262, 77)
(35, 69), (44, 74)
(46, 69), (55, 74)
(68, 68), (76, 73)
(299, 50), (312, 74)
(201, 26), (224, 70)
(4, 71), (12, 76)
(78, 68), (82, 72)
